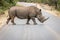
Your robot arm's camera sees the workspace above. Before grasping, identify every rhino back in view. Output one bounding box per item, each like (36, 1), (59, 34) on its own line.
(9, 6), (29, 19)
(8, 6), (40, 19)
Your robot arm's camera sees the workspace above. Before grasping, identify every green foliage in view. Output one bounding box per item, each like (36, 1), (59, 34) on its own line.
(21, 0), (60, 11)
(0, 9), (5, 15)
(0, 0), (18, 13)
(0, 0), (60, 12)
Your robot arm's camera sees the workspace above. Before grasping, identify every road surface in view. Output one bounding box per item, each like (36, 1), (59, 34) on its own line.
(0, 2), (60, 40)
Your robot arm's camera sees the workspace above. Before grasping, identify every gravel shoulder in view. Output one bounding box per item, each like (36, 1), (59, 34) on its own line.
(0, 10), (8, 28)
(40, 4), (60, 17)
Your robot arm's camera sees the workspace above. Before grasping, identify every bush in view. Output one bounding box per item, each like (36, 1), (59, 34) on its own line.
(0, 9), (5, 15)
(0, 0), (17, 14)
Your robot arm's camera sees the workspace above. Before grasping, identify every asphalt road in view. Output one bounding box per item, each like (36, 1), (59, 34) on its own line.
(0, 2), (60, 40)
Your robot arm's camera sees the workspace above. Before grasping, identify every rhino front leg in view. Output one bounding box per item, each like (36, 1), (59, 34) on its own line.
(26, 18), (30, 24)
(31, 17), (37, 25)
(11, 16), (16, 25)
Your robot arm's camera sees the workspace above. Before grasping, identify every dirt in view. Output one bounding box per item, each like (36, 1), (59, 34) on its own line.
(40, 4), (60, 17)
(0, 10), (8, 28)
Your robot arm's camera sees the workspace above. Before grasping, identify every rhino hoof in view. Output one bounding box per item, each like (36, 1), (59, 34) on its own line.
(12, 23), (16, 25)
(26, 23), (30, 25)
(34, 23), (37, 25)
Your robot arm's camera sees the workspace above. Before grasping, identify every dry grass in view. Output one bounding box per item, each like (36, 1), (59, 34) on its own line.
(40, 4), (60, 17)
(0, 10), (8, 28)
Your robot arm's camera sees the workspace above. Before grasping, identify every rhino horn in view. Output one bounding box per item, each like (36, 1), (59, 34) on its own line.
(41, 17), (49, 23)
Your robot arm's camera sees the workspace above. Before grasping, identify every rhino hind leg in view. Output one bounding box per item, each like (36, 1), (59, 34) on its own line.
(6, 17), (11, 24)
(26, 18), (30, 24)
(11, 16), (16, 25)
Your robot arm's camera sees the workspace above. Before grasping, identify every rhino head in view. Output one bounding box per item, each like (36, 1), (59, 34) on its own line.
(37, 9), (49, 23)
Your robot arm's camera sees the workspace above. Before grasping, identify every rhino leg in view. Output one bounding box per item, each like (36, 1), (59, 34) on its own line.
(6, 17), (11, 24)
(11, 16), (16, 25)
(31, 17), (37, 25)
(26, 18), (30, 24)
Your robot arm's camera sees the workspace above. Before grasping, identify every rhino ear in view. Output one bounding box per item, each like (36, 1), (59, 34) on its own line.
(39, 9), (41, 11)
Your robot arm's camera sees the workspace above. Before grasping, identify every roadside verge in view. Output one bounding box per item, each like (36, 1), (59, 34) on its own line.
(0, 10), (8, 29)
(39, 4), (60, 17)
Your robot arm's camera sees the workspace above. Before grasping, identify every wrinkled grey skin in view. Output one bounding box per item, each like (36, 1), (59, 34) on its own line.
(6, 6), (49, 25)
